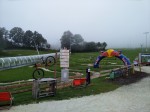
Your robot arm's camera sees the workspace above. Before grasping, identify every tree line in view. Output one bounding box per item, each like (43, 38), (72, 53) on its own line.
(60, 31), (107, 52)
(0, 27), (107, 52)
(0, 27), (50, 50)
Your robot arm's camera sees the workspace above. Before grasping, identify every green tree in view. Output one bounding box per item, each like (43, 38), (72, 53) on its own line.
(84, 42), (97, 52)
(60, 31), (73, 49)
(9, 27), (24, 46)
(33, 31), (47, 49)
(71, 34), (84, 52)
(96, 42), (102, 51)
(23, 30), (33, 47)
(0, 27), (8, 50)
(101, 42), (107, 50)
(72, 34), (84, 44)
(45, 43), (51, 49)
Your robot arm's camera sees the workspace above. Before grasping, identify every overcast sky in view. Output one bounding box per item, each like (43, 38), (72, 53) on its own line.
(0, 0), (150, 49)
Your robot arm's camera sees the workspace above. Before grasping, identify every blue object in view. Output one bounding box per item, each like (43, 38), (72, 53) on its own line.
(93, 54), (131, 68)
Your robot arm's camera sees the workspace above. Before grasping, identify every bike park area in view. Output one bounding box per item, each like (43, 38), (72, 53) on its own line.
(0, 49), (150, 110)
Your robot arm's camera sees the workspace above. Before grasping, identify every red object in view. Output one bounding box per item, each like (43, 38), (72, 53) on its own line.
(0, 92), (13, 109)
(111, 51), (120, 57)
(101, 52), (108, 57)
(73, 78), (86, 86)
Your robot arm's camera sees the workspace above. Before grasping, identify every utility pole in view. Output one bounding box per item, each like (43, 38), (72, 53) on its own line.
(144, 32), (149, 52)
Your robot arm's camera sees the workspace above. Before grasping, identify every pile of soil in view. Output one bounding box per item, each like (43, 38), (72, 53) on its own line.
(108, 71), (150, 85)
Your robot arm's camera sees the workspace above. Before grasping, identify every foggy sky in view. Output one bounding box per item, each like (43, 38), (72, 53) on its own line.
(0, 0), (150, 49)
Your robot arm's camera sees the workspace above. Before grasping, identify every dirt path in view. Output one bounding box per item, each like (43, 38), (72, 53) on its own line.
(2, 66), (150, 112)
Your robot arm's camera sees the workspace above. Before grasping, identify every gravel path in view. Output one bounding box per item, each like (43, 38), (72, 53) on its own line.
(134, 66), (150, 74)
(2, 66), (150, 112)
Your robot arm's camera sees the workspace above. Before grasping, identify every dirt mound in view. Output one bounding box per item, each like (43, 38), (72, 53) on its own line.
(107, 71), (150, 85)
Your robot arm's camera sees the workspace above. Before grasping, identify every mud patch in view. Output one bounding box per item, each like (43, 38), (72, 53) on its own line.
(107, 71), (150, 85)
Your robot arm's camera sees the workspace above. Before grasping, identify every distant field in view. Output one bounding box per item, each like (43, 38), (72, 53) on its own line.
(0, 49), (57, 57)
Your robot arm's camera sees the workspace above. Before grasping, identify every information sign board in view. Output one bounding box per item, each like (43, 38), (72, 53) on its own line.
(60, 49), (69, 67)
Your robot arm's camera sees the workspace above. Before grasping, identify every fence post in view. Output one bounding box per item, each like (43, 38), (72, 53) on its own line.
(139, 63), (141, 72)
(126, 66), (128, 76)
(132, 64), (135, 74)
(32, 80), (39, 99)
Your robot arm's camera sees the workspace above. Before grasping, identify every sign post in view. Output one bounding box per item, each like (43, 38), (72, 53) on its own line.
(60, 49), (69, 82)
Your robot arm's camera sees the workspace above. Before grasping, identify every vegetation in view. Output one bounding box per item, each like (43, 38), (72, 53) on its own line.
(60, 30), (107, 52)
(12, 77), (119, 106)
(0, 27), (50, 51)
(1, 27), (108, 57)
(0, 49), (57, 57)
(0, 48), (143, 105)
(0, 48), (141, 82)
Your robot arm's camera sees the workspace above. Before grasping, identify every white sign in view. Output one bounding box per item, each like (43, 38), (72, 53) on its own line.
(60, 63), (69, 68)
(60, 58), (69, 62)
(60, 53), (69, 56)
(60, 49), (69, 68)
(60, 50), (69, 53)
(60, 56), (69, 59)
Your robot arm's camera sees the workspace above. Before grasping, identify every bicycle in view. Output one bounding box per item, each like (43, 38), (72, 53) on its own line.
(32, 56), (56, 80)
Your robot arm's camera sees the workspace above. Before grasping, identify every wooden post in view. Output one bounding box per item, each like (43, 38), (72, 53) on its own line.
(32, 80), (39, 99)
(132, 64), (135, 74)
(139, 63), (141, 72)
(126, 65), (128, 76)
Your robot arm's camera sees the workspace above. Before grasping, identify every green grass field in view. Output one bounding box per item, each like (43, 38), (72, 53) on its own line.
(0, 49), (57, 57)
(0, 48), (141, 82)
(0, 48), (143, 105)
